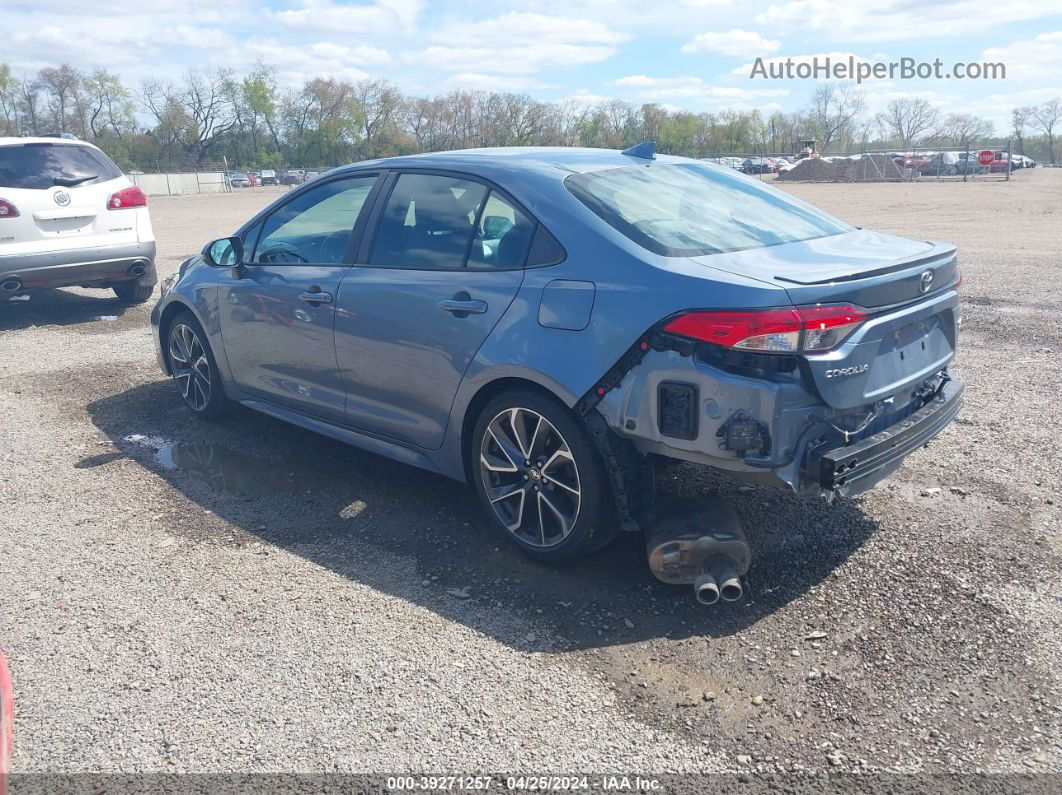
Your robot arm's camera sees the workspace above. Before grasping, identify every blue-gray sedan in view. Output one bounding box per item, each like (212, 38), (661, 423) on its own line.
(151, 145), (961, 600)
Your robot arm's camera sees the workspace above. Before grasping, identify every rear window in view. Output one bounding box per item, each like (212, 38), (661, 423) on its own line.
(0, 143), (122, 190)
(565, 163), (851, 257)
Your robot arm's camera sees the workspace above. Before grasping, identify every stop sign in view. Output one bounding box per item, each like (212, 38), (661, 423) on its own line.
(978, 149), (995, 166)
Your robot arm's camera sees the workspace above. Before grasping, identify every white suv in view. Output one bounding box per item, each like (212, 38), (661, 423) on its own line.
(0, 137), (156, 303)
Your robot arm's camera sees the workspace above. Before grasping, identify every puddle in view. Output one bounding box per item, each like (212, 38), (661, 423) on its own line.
(124, 434), (304, 496)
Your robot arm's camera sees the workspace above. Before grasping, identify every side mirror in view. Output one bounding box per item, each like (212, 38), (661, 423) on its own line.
(202, 236), (243, 267)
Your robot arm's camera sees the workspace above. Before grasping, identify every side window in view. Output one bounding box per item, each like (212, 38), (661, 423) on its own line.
(253, 175), (376, 265)
(466, 191), (534, 269)
(241, 221), (263, 261)
(370, 173), (487, 269)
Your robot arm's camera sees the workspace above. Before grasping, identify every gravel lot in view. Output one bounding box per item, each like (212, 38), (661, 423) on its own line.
(1, 171), (1059, 777)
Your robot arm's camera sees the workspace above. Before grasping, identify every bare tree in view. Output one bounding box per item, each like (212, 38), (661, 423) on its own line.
(17, 77), (43, 136)
(877, 98), (940, 149)
(935, 113), (994, 147)
(0, 64), (17, 135)
(1034, 98), (1061, 165)
(807, 82), (866, 151)
(37, 64), (83, 135)
(1011, 106), (1035, 155)
(84, 68), (134, 141)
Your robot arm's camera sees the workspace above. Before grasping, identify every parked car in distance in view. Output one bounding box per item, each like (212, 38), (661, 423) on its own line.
(920, 152), (961, 176)
(0, 136), (156, 303)
(988, 152), (1013, 173)
(151, 145), (962, 603)
(303, 171), (320, 182)
(227, 171), (251, 188)
(955, 153), (988, 175)
(280, 170), (303, 185)
(741, 157), (774, 174)
(259, 169), (278, 186)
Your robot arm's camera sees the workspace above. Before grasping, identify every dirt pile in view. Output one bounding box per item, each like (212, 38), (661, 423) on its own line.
(777, 157), (841, 181)
(780, 154), (909, 182)
(838, 153), (907, 181)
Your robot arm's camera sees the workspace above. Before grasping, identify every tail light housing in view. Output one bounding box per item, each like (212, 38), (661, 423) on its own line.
(107, 186), (147, 210)
(663, 305), (866, 354)
(0, 199), (18, 218)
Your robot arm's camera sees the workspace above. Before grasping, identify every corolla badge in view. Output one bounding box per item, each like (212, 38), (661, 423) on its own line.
(54, 190), (71, 206)
(919, 270), (934, 293)
(825, 364), (870, 378)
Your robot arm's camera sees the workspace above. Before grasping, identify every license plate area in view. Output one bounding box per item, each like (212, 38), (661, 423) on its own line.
(864, 314), (951, 395)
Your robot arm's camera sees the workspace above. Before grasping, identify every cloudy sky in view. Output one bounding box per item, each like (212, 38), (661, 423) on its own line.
(5, 0), (1062, 128)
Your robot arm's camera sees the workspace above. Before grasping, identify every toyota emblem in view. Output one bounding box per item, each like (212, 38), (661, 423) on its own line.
(54, 191), (71, 207)
(919, 270), (934, 293)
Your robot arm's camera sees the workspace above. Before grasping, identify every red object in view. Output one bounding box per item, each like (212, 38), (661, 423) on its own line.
(664, 306), (865, 353)
(106, 186), (148, 210)
(977, 150), (995, 166)
(0, 650), (12, 792)
(0, 199), (18, 219)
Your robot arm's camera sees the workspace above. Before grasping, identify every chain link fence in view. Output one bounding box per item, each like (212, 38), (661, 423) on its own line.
(703, 141), (1029, 183)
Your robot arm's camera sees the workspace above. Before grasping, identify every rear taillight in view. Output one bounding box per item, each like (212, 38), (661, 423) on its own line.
(107, 186), (147, 210)
(663, 305), (866, 354)
(0, 199), (18, 218)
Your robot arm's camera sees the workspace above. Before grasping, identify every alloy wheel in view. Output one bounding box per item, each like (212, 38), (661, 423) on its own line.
(479, 407), (581, 548)
(168, 323), (212, 411)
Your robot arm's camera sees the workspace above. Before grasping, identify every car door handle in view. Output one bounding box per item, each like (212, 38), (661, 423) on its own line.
(298, 290), (333, 304)
(438, 298), (487, 315)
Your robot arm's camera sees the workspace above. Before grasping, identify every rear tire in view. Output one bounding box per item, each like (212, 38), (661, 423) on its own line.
(471, 389), (618, 562)
(113, 281), (154, 304)
(165, 311), (230, 419)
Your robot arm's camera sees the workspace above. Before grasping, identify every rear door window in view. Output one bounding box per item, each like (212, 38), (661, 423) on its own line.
(466, 191), (535, 269)
(0, 143), (123, 189)
(370, 173), (488, 269)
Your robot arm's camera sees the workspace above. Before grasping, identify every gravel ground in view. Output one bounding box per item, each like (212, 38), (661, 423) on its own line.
(0, 172), (1059, 777)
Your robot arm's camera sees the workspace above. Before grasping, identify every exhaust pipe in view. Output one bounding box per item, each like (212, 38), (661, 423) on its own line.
(715, 563), (744, 602)
(128, 262), (147, 278)
(645, 496), (751, 607)
(693, 572), (720, 605)
(0, 278), (21, 292)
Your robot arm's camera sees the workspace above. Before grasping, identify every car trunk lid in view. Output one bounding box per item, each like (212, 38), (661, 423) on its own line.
(686, 229), (960, 409)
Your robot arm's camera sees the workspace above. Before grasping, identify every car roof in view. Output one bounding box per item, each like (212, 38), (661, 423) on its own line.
(0, 136), (100, 149)
(337, 146), (698, 178)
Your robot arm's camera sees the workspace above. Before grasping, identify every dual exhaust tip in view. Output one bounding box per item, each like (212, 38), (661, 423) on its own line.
(693, 563), (744, 606)
(2, 262), (145, 294)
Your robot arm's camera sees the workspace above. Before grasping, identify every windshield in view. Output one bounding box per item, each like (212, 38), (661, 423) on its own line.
(0, 142), (122, 189)
(565, 163), (851, 257)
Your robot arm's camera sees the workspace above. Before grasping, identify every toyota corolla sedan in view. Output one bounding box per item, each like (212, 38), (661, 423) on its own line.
(151, 144), (961, 588)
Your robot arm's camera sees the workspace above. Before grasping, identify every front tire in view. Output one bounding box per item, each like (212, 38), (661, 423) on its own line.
(471, 390), (618, 562)
(165, 311), (230, 419)
(113, 281), (154, 304)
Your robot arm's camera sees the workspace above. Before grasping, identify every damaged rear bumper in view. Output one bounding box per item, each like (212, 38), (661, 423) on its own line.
(809, 376), (963, 495)
(593, 342), (962, 502)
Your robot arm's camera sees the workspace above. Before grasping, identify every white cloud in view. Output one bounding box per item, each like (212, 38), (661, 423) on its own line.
(983, 31), (1062, 79)
(729, 51), (876, 78)
(443, 73), (555, 92)
(615, 75), (788, 105)
(277, 0), (422, 33)
(681, 29), (780, 58)
(214, 38), (384, 86)
(412, 13), (627, 74)
(756, 0), (1062, 42)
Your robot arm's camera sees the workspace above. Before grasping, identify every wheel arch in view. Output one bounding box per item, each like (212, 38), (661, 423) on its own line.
(157, 298), (201, 375)
(458, 375), (575, 483)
